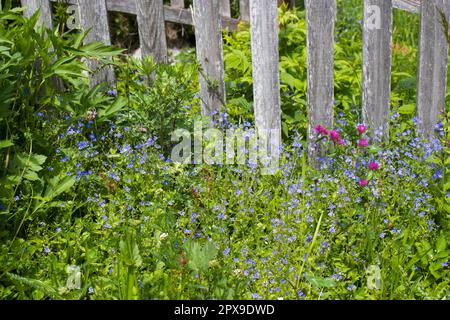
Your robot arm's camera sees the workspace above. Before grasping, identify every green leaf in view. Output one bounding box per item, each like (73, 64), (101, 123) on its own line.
(436, 233), (447, 253)
(44, 175), (76, 199)
(0, 140), (13, 149)
(368, 145), (382, 154)
(31, 154), (47, 166)
(425, 156), (442, 165)
(185, 241), (218, 272)
(398, 104), (415, 115)
(23, 171), (39, 181)
(97, 97), (126, 120)
(305, 274), (336, 288)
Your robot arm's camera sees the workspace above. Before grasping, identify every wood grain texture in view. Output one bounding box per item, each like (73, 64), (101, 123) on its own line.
(362, 0), (393, 142)
(136, 0), (168, 63)
(393, 0), (420, 13)
(20, 0), (53, 28)
(170, 0), (184, 8)
(104, 0), (136, 13)
(193, 0), (226, 119)
(220, 0), (231, 18)
(305, 0), (336, 158)
(249, 0), (281, 141)
(239, 0), (250, 21)
(416, 0), (450, 136)
(76, 0), (115, 86)
(48, 0), (240, 29)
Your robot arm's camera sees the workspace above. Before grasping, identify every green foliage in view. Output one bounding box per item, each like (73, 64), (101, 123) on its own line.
(0, 6), (124, 237)
(115, 55), (200, 153)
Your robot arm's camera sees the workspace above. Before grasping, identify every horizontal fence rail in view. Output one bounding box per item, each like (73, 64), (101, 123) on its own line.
(393, 0), (420, 13)
(19, 0), (450, 159)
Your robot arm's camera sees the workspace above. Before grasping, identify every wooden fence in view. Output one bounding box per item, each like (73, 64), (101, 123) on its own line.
(19, 0), (450, 151)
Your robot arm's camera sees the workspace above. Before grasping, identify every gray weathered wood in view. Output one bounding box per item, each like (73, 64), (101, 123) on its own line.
(305, 0), (336, 157)
(170, 0), (184, 8)
(136, 0), (168, 63)
(220, 0), (231, 18)
(362, 0), (393, 142)
(249, 0), (281, 143)
(77, 0), (115, 86)
(193, 0), (226, 119)
(416, 0), (450, 136)
(165, 6), (240, 29)
(393, 0), (420, 13)
(240, 0), (250, 21)
(20, 0), (53, 28)
(48, 0), (240, 29)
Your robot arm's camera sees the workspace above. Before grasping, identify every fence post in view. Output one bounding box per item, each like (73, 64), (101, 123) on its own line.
(240, 0), (250, 21)
(136, 0), (168, 63)
(170, 0), (184, 8)
(362, 0), (393, 142)
(220, 0), (231, 18)
(20, 0), (53, 29)
(76, 0), (115, 86)
(416, 0), (450, 137)
(249, 0), (282, 165)
(305, 0), (336, 161)
(192, 0), (226, 120)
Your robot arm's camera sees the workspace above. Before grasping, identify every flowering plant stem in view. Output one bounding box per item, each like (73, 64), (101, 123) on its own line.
(295, 211), (324, 291)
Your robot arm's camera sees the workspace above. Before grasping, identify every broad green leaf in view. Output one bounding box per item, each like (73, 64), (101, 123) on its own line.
(23, 171), (39, 182)
(98, 97), (126, 119)
(305, 274), (336, 288)
(44, 176), (76, 199)
(0, 140), (13, 149)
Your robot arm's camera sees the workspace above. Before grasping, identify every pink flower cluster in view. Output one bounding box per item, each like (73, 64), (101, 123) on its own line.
(359, 179), (369, 187)
(358, 139), (368, 147)
(368, 161), (379, 171)
(357, 124), (366, 134)
(314, 125), (344, 145)
(314, 125), (328, 135)
(313, 123), (380, 187)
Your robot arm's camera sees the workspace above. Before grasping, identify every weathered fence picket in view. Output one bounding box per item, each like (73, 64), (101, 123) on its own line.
(305, 0), (336, 157)
(416, 0), (450, 136)
(362, 0), (393, 142)
(136, 0), (168, 64)
(220, 0), (231, 18)
(249, 0), (281, 143)
(170, 0), (184, 9)
(20, 0), (53, 29)
(77, 0), (115, 86)
(239, 0), (250, 21)
(192, 0), (226, 119)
